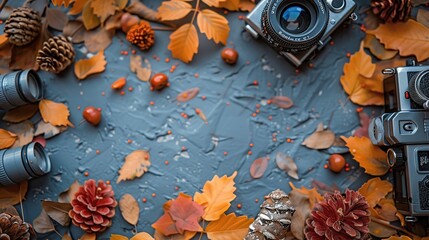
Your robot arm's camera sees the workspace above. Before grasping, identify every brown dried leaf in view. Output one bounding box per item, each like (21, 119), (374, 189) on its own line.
(363, 34), (397, 60)
(354, 111), (370, 138)
(82, 1), (101, 30)
(2, 104), (39, 123)
(0, 206), (19, 216)
(105, 12), (124, 31)
(219, 0), (240, 10)
(271, 96), (294, 109)
(34, 120), (67, 139)
(368, 220), (397, 238)
(417, 8), (429, 28)
(157, 0), (192, 21)
(168, 23), (199, 63)
(62, 232), (72, 240)
(197, 9), (229, 45)
(117, 150), (151, 183)
(33, 209), (55, 234)
(126, 0), (159, 22)
(46, 8), (68, 31)
(289, 189), (311, 240)
(63, 20), (86, 43)
(119, 194), (140, 225)
(0, 42), (12, 74)
(0, 181), (27, 207)
(302, 123), (335, 149)
(39, 99), (73, 127)
(74, 50), (107, 80)
(130, 55), (151, 81)
(116, 0), (128, 10)
(91, 0), (116, 23)
(58, 180), (81, 203)
(249, 156), (269, 179)
(7, 121), (34, 148)
(80, 233), (96, 240)
(42, 201), (72, 226)
(84, 27), (115, 53)
(69, 0), (87, 15)
(0, 128), (17, 150)
(177, 88), (200, 102)
(239, 0), (255, 12)
(275, 152), (299, 179)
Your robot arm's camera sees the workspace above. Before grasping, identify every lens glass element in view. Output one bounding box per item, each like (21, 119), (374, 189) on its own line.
(280, 5), (311, 34)
(27, 74), (40, 100)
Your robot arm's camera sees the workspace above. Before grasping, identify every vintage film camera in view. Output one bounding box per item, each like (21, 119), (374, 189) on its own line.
(369, 60), (429, 221)
(245, 0), (356, 67)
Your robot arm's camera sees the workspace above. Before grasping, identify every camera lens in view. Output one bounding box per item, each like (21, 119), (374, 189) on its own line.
(409, 70), (429, 107)
(0, 142), (51, 186)
(280, 5), (311, 34)
(0, 70), (44, 110)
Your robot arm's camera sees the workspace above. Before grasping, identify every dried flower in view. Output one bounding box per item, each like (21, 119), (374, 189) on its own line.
(126, 21), (155, 51)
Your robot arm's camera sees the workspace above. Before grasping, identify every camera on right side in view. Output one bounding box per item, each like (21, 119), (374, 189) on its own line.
(369, 59), (429, 225)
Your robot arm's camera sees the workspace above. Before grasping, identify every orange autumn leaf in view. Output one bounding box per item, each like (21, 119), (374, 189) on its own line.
(202, 0), (225, 7)
(239, 0), (256, 12)
(82, 1), (100, 30)
(0, 34), (8, 47)
(289, 182), (323, 209)
(74, 50), (106, 80)
(69, 0), (87, 15)
(367, 20), (429, 62)
(197, 9), (229, 45)
(153, 230), (196, 240)
(2, 104), (39, 123)
(157, 1), (192, 21)
(168, 23), (199, 63)
(194, 171), (237, 221)
(0, 181), (27, 207)
(51, 0), (71, 7)
(39, 99), (73, 127)
(117, 150), (151, 183)
(0, 128), (17, 149)
(358, 177), (393, 208)
(110, 234), (129, 240)
(362, 58), (406, 94)
(219, 0), (240, 11)
(206, 213), (254, 240)
(363, 34), (398, 60)
(341, 136), (389, 176)
(130, 232), (155, 240)
(383, 236), (413, 240)
(91, 0), (117, 23)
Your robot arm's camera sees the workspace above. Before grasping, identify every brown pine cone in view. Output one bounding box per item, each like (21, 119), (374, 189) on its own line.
(371, 0), (411, 22)
(304, 189), (370, 240)
(4, 7), (41, 46)
(0, 212), (35, 240)
(126, 21), (155, 51)
(69, 179), (117, 233)
(36, 36), (75, 74)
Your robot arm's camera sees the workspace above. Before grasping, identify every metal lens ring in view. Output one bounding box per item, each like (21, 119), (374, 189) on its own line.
(409, 69), (429, 106)
(261, 0), (329, 51)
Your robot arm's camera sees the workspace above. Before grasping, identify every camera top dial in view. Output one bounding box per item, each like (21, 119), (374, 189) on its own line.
(261, 0), (329, 52)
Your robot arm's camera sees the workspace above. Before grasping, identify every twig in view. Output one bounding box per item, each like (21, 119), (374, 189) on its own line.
(0, 0), (8, 14)
(19, 184), (24, 221)
(371, 217), (419, 239)
(152, 26), (176, 31)
(198, 220), (205, 240)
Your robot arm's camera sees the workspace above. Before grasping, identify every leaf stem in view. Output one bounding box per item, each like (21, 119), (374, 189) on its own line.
(370, 216), (419, 239)
(19, 183), (24, 221)
(190, 0), (201, 25)
(152, 26), (176, 31)
(0, 0), (8, 13)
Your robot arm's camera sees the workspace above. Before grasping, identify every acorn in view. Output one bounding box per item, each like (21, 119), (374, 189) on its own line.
(83, 106), (101, 126)
(150, 73), (169, 91)
(221, 48), (238, 65)
(328, 154), (346, 173)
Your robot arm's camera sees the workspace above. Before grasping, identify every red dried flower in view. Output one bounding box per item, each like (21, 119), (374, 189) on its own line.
(126, 21), (155, 51)
(69, 179), (117, 233)
(305, 189), (370, 240)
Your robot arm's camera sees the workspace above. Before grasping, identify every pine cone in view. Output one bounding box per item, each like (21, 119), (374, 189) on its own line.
(371, 0), (411, 22)
(4, 7), (41, 46)
(0, 212), (35, 240)
(69, 179), (117, 233)
(245, 189), (295, 240)
(304, 189), (370, 240)
(36, 36), (75, 74)
(126, 21), (155, 51)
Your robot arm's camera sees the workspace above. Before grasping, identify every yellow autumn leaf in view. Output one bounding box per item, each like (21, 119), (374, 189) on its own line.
(219, 0), (240, 11)
(69, 0), (88, 15)
(197, 9), (229, 45)
(116, 0), (128, 10)
(0, 34), (8, 47)
(202, 0), (226, 7)
(39, 99), (73, 127)
(82, 1), (101, 30)
(168, 23), (199, 63)
(157, 1), (192, 21)
(206, 213), (253, 240)
(110, 234), (128, 240)
(367, 20), (429, 62)
(91, 0), (116, 23)
(51, 0), (71, 7)
(117, 150), (151, 183)
(0, 129), (16, 150)
(131, 232), (155, 240)
(74, 50), (106, 80)
(194, 171), (237, 221)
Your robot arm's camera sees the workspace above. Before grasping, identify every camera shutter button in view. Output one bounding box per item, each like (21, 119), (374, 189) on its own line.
(327, 0), (346, 12)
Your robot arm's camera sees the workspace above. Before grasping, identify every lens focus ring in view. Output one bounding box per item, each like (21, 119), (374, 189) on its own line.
(0, 152), (15, 186)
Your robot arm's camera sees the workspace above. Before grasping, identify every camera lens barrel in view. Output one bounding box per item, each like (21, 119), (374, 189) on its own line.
(409, 70), (429, 107)
(0, 142), (51, 186)
(0, 70), (44, 110)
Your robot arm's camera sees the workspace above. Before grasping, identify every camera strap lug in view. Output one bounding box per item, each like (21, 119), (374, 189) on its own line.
(349, 12), (358, 21)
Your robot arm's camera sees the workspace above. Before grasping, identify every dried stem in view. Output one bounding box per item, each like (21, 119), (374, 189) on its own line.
(152, 26), (176, 31)
(0, 0), (8, 13)
(190, 0), (201, 25)
(370, 216), (419, 239)
(19, 184), (24, 221)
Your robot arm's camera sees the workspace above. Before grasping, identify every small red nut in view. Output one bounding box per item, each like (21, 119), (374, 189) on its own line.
(150, 73), (169, 90)
(221, 48), (238, 65)
(83, 106), (102, 126)
(328, 154), (346, 173)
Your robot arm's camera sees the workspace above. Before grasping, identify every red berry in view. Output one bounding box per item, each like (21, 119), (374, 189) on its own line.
(83, 106), (101, 126)
(328, 154), (346, 173)
(221, 48), (238, 65)
(111, 77), (126, 90)
(150, 73), (169, 90)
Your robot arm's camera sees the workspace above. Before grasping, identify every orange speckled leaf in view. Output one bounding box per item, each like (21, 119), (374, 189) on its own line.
(117, 150), (151, 183)
(177, 88), (199, 102)
(74, 50), (106, 80)
(168, 23), (199, 63)
(194, 172), (237, 221)
(197, 9), (229, 45)
(341, 136), (389, 176)
(358, 177), (392, 208)
(39, 99), (73, 127)
(206, 213), (253, 240)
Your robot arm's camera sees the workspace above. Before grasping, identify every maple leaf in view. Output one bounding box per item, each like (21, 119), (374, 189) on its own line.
(168, 23), (199, 63)
(51, 0), (71, 7)
(69, 0), (88, 15)
(0, 181), (27, 207)
(74, 50), (106, 80)
(91, 0), (117, 23)
(197, 9), (229, 45)
(194, 171), (237, 221)
(367, 20), (429, 62)
(206, 213), (253, 240)
(152, 212), (179, 236)
(358, 177), (393, 208)
(341, 136), (389, 176)
(157, 1), (192, 21)
(39, 99), (73, 127)
(0, 128), (17, 149)
(169, 193), (204, 233)
(117, 150), (151, 183)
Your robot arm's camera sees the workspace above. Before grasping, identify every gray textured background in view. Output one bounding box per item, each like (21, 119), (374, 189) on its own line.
(2, 0), (380, 239)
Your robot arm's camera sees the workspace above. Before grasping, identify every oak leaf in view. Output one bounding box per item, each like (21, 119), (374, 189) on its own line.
(367, 20), (429, 62)
(41, 201), (72, 226)
(33, 209), (55, 233)
(169, 193), (204, 233)
(117, 150), (151, 183)
(249, 156), (269, 179)
(358, 177), (393, 208)
(0, 128), (17, 149)
(74, 50), (106, 80)
(275, 152), (299, 180)
(206, 213), (253, 240)
(69, 0), (87, 15)
(119, 194), (140, 225)
(91, 0), (116, 23)
(0, 181), (27, 207)
(194, 171), (237, 221)
(302, 123), (335, 149)
(82, 1), (101, 30)
(341, 136), (389, 176)
(2, 104), (39, 123)
(157, 1), (192, 21)
(197, 9), (229, 45)
(39, 99), (73, 127)
(168, 23), (199, 63)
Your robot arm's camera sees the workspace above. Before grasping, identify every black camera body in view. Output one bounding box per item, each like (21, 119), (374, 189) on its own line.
(369, 60), (429, 220)
(245, 0), (356, 66)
